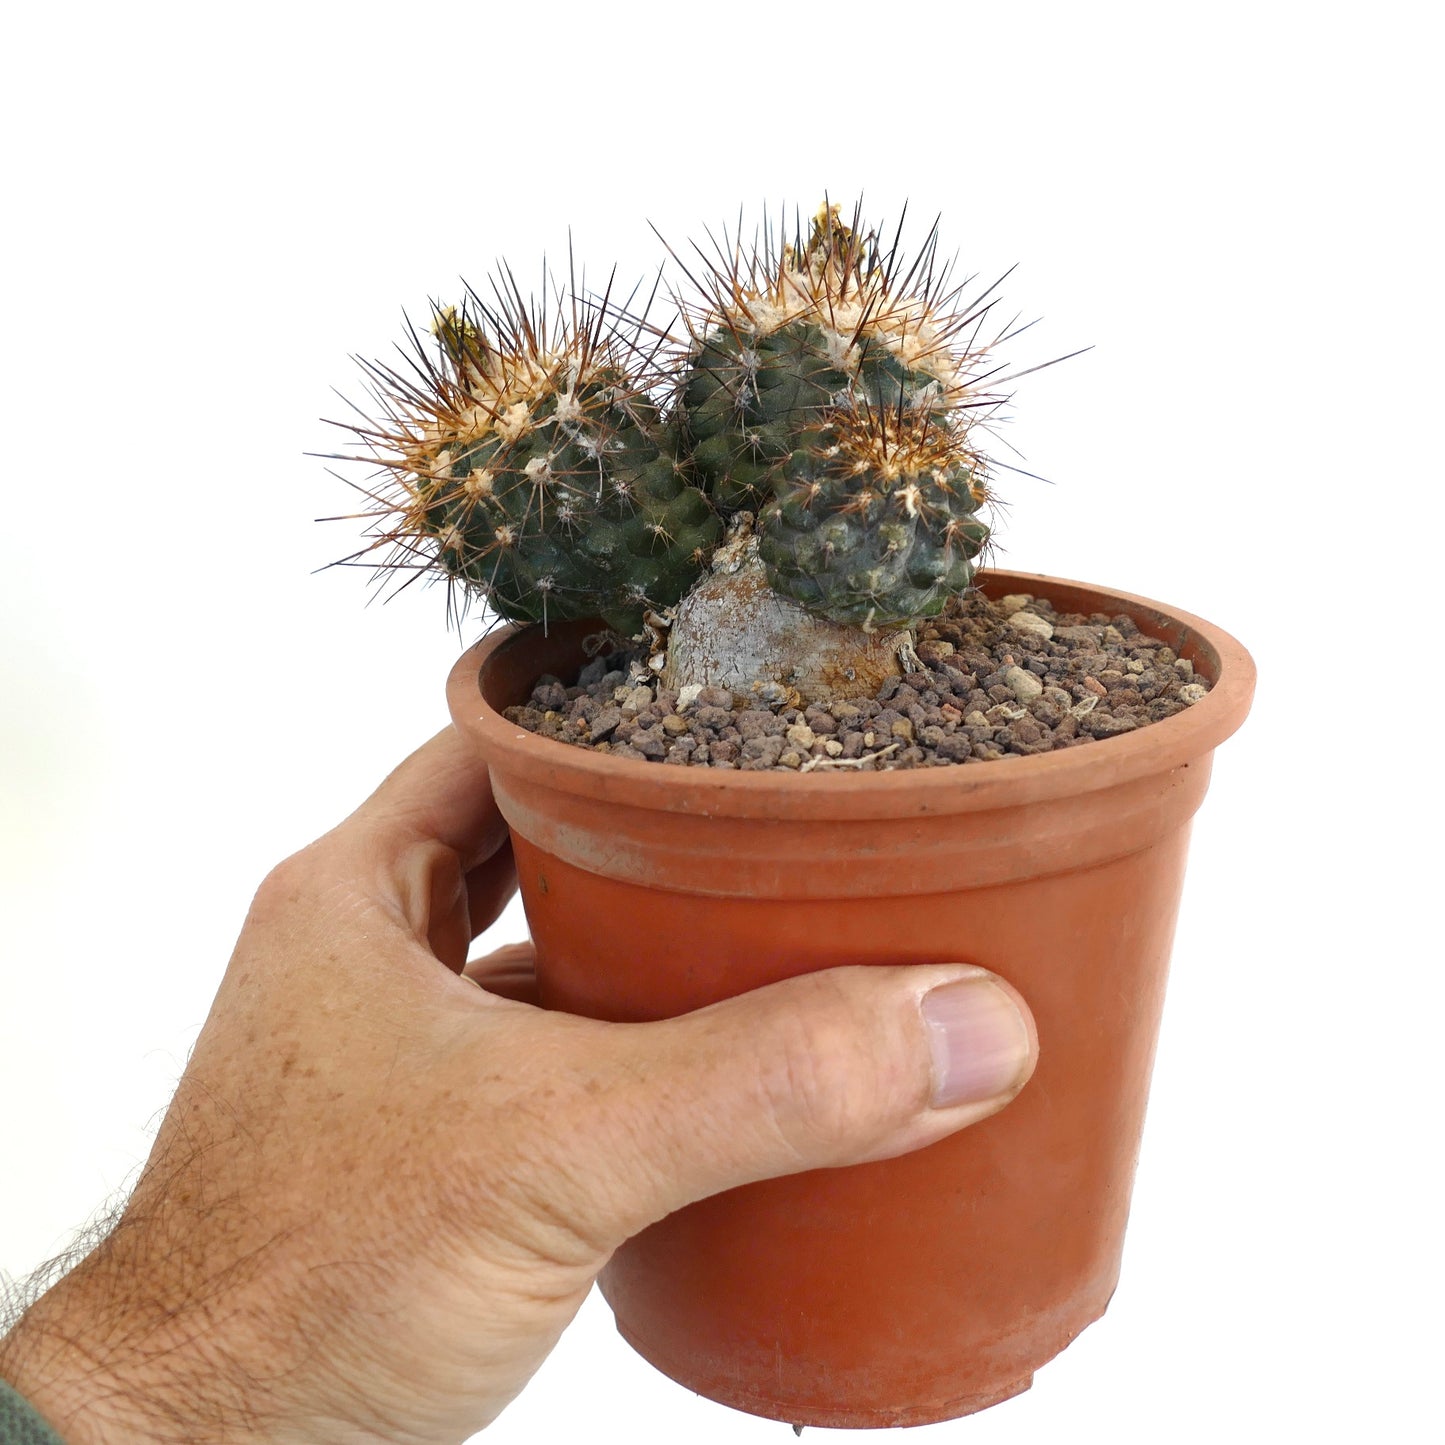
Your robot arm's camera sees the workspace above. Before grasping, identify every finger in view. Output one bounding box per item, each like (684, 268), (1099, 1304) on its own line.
(347, 726), (509, 871)
(419, 837), (518, 972)
(337, 730), (513, 967)
(517, 963), (1038, 1253)
(463, 941), (539, 1005)
(389, 840), (518, 973)
(466, 837), (517, 939)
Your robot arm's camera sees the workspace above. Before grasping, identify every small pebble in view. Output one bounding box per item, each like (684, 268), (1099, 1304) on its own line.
(1054, 625), (1103, 645)
(1007, 611), (1055, 641)
(1085, 712), (1139, 738)
(632, 731), (668, 760)
(1003, 666), (1044, 702)
(589, 707), (622, 741)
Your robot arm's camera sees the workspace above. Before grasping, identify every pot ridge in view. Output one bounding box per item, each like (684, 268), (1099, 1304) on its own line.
(447, 570), (1255, 897)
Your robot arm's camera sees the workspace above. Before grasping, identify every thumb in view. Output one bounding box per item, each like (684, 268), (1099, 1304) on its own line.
(551, 964), (1037, 1249)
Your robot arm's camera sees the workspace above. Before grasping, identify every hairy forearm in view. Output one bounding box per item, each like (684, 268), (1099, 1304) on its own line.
(3, 1284), (136, 1441)
(0, 1212), (270, 1445)
(0, 1096), (321, 1445)
(0, 1239), (197, 1445)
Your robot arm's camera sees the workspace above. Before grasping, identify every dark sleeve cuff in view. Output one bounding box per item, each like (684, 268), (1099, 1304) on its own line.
(0, 1378), (66, 1445)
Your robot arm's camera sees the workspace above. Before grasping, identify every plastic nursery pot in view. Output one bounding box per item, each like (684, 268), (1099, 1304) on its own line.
(446, 568), (1255, 1429)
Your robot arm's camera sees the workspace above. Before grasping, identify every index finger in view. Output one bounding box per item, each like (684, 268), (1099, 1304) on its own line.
(345, 725), (510, 871)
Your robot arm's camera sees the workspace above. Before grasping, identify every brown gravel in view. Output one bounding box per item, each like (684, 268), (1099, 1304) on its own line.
(503, 591), (1213, 772)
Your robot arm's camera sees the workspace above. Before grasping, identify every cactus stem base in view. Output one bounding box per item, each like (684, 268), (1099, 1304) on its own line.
(661, 521), (912, 706)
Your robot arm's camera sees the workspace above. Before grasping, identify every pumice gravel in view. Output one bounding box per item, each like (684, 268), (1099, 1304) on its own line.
(503, 591), (1212, 772)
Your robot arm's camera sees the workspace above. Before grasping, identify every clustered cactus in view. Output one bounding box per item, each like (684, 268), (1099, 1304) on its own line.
(335, 203), (1021, 640)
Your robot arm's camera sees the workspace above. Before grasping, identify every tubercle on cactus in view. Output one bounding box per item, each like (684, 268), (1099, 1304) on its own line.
(323, 262), (721, 635)
(758, 402), (991, 632)
(324, 202), (1066, 644)
(663, 203), (1028, 532)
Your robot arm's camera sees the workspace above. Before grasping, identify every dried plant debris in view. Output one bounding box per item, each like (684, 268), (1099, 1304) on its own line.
(504, 592), (1211, 772)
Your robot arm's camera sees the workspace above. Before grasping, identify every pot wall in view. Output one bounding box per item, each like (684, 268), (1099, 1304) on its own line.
(522, 827), (1189, 1425)
(447, 570), (1255, 1427)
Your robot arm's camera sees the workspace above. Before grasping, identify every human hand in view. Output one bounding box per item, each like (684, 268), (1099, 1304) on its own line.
(0, 729), (1037, 1444)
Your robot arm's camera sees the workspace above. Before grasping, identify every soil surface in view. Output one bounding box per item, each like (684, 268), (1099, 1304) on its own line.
(503, 591), (1213, 771)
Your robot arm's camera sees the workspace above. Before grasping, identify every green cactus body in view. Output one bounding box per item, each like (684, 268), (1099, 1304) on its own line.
(415, 373), (720, 635)
(682, 322), (849, 511)
(757, 413), (990, 630)
(680, 210), (965, 515)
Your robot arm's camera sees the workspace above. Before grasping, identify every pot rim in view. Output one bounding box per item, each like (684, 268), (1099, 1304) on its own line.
(446, 568), (1256, 821)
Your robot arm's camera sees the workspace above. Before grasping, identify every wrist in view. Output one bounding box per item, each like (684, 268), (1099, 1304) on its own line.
(0, 1239), (268, 1445)
(0, 1254), (154, 1445)
(0, 1372), (66, 1445)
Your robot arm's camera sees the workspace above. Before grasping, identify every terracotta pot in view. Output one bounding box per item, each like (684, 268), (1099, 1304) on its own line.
(446, 569), (1255, 1428)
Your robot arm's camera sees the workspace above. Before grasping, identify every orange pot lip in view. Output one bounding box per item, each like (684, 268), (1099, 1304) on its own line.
(446, 568), (1256, 821)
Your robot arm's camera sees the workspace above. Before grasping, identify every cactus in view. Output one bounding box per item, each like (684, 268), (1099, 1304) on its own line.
(676, 204), (974, 514)
(758, 405), (990, 630)
(336, 279), (720, 635)
(331, 203), (1049, 695)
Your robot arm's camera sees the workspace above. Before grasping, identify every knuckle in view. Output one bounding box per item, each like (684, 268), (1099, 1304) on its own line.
(248, 838), (359, 928)
(249, 846), (321, 916)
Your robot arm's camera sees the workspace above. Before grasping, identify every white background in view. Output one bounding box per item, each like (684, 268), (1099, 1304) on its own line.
(1, 2), (1438, 1441)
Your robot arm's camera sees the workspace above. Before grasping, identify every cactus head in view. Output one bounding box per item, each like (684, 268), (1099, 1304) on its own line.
(757, 404), (991, 631)
(675, 203), (982, 514)
(339, 277), (720, 635)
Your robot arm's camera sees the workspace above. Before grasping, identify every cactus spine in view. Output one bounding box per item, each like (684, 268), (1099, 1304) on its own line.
(676, 204), (972, 516)
(758, 405), (989, 630)
(675, 203), (997, 629)
(342, 280), (720, 635)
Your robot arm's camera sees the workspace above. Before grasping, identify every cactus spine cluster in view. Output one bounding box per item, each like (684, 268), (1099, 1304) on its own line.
(342, 281), (720, 635)
(758, 405), (990, 629)
(336, 204), (1014, 637)
(678, 205), (964, 514)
